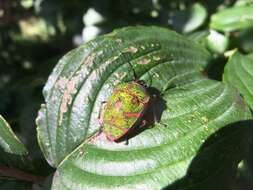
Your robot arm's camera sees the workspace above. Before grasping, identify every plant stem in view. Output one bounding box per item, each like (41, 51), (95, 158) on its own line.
(0, 165), (45, 184)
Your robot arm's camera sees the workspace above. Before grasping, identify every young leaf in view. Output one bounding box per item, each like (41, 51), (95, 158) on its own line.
(223, 51), (253, 110)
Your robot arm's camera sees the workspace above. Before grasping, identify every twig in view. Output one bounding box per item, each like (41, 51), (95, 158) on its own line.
(0, 165), (45, 184)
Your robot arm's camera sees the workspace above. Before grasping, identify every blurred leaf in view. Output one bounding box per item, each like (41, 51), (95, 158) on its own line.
(235, 0), (253, 7)
(210, 4), (253, 32)
(34, 0), (88, 35)
(16, 17), (56, 42)
(0, 115), (27, 155)
(20, 0), (33, 9)
(206, 30), (229, 54)
(18, 102), (54, 176)
(186, 30), (210, 44)
(231, 159), (253, 190)
(237, 29), (253, 53)
(82, 25), (102, 42)
(172, 3), (207, 33)
(223, 51), (253, 110)
(83, 8), (106, 26)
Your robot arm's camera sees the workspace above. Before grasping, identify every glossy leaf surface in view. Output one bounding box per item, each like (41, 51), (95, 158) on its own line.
(223, 52), (253, 110)
(210, 4), (253, 32)
(37, 26), (211, 167)
(36, 26), (252, 189)
(52, 79), (252, 190)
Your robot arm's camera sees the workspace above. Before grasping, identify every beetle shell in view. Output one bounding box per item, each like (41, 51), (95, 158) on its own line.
(102, 82), (150, 141)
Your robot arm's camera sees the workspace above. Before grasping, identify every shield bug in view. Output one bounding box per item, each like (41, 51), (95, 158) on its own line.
(99, 81), (150, 142)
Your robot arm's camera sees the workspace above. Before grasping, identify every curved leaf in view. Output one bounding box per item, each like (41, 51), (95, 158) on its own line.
(223, 51), (253, 110)
(210, 4), (253, 32)
(206, 30), (229, 54)
(51, 79), (252, 190)
(172, 3), (207, 33)
(0, 115), (27, 155)
(186, 30), (210, 44)
(36, 26), (211, 167)
(235, 0), (253, 7)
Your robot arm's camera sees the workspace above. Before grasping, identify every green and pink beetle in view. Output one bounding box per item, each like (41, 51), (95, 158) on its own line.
(99, 81), (150, 142)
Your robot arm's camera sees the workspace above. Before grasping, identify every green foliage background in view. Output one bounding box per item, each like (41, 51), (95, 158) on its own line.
(1, 0), (253, 190)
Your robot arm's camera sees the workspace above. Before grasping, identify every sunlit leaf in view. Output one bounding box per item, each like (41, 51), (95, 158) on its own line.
(223, 51), (253, 110)
(36, 26), (252, 189)
(210, 4), (253, 32)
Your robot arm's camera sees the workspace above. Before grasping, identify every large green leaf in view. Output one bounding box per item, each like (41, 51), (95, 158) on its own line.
(223, 51), (253, 110)
(51, 80), (252, 190)
(36, 26), (253, 189)
(36, 26), (212, 167)
(210, 4), (253, 32)
(0, 115), (27, 155)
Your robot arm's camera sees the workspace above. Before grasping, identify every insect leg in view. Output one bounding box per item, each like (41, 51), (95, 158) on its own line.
(161, 76), (189, 95)
(140, 120), (147, 128)
(98, 101), (107, 124)
(87, 128), (103, 143)
(127, 61), (138, 80)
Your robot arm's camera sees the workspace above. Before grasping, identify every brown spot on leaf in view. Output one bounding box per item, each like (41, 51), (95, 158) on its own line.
(138, 58), (151, 65)
(235, 92), (247, 110)
(59, 76), (80, 125)
(153, 56), (161, 61)
(83, 53), (96, 65)
(115, 38), (122, 43)
(56, 77), (68, 90)
(123, 46), (138, 53)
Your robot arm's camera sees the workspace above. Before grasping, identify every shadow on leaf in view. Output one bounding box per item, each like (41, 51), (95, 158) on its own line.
(163, 120), (253, 190)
